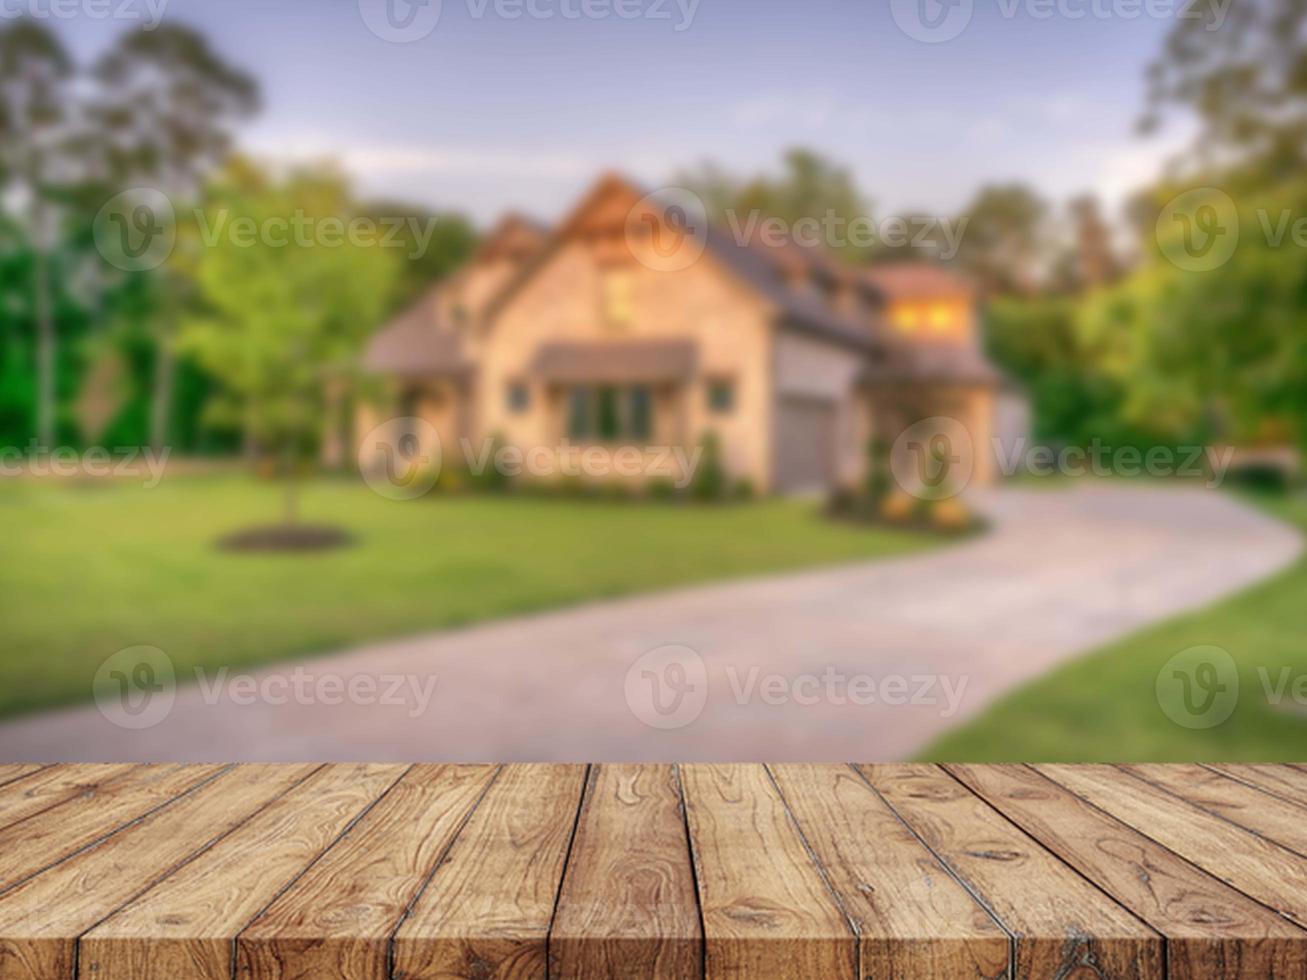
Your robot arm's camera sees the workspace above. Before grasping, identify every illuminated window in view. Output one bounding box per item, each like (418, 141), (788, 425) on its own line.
(927, 302), (956, 334)
(891, 304), (922, 334)
(601, 270), (634, 327)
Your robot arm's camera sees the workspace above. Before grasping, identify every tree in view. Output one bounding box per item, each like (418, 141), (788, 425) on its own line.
(359, 199), (476, 314)
(679, 149), (874, 261)
(178, 162), (397, 524)
(91, 24), (259, 453)
(1141, 0), (1307, 185)
(0, 20), (73, 449)
(952, 183), (1049, 297)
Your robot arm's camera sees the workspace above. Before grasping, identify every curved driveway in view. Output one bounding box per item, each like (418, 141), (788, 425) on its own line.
(3, 485), (1300, 762)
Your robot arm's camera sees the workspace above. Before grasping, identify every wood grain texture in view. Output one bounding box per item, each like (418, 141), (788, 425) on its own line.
(0, 763), (225, 893)
(769, 764), (1009, 980)
(0, 763), (1303, 979)
(394, 763), (587, 980)
(860, 764), (1162, 980)
(949, 763), (1307, 979)
(0, 766), (44, 792)
(0, 764), (314, 980)
(1127, 763), (1307, 855)
(680, 763), (856, 980)
(0, 762), (137, 832)
(80, 764), (406, 980)
(1039, 764), (1307, 928)
(1208, 763), (1307, 809)
(549, 764), (701, 980)
(237, 764), (497, 980)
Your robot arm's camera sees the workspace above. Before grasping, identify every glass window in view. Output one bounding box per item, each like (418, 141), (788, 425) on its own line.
(628, 386), (652, 440)
(568, 387), (591, 439)
(601, 270), (634, 327)
(596, 386), (621, 440)
(507, 382), (529, 413)
(707, 379), (735, 414)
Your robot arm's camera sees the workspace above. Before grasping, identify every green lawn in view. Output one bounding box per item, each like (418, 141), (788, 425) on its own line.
(0, 474), (936, 721)
(920, 493), (1307, 761)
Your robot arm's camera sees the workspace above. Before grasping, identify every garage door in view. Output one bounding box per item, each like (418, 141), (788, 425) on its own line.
(775, 396), (836, 493)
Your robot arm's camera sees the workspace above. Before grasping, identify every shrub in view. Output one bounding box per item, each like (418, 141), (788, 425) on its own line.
(690, 432), (727, 502)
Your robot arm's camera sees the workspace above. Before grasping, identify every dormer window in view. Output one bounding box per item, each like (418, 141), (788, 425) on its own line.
(601, 269), (634, 328)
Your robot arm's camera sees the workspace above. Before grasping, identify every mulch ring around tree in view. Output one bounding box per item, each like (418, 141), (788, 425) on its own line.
(216, 524), (355, 553)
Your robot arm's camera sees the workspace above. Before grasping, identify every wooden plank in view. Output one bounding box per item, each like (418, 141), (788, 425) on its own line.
(950, 763), (1307, 979)
(0, 764), (315, 980)
(1209, 763), (1307, 810)
(79, 763), (406, 980)
(1039, 764), (1307, 928)
(0, 763), (226, 894)
(0, 762), (137, 832)
(1127, 763), (1307, 855)
(549, 764), (701, 980)
(394, 763), (586, 979)
(680, 763), (856, 980)
(237, 764), (498, 980)
(769, 764), (1009, 980)
(859, 764), (1161, 979)
(0, 766), (44, 791)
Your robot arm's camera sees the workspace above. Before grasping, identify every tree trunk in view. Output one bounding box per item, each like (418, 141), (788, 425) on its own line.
(149, 333), (176, 454)
(33, 243), (55, 450)
(282, 445), (299, 526)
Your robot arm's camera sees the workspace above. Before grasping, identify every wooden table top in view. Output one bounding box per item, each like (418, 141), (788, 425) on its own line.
(0, 763), (1305, 978)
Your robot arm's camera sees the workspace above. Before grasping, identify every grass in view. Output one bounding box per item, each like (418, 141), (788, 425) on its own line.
(0, 473), (937, 721)
(919, 492), (1307, 761)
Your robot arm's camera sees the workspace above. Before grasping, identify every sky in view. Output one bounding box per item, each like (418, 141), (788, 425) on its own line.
(49, 0), (1195, 227)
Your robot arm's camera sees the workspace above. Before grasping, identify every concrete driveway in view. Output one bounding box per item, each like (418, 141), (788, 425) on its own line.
(2, 485), (1300, 762)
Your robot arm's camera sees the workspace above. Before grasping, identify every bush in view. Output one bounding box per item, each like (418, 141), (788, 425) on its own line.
(690, 432), (727, 502)
(1225, 460), (1295, 495)
(646, 477), (679, 502)
(732, 478), (756, 501)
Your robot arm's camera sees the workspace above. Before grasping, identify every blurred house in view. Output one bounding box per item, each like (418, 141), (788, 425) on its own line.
(350, 174), (1005, 493)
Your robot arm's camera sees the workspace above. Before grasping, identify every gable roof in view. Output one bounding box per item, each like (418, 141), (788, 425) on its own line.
(482, 173), (882, 352)
(863, 262), (975, 301)
(362, 287), (469, 377)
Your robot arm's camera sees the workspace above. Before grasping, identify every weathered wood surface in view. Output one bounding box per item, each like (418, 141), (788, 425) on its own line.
(0, 764), (1306, 978)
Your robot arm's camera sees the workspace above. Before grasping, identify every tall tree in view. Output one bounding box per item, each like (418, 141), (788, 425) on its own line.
(91, 24), (258, 452)
(953, 183), (1049, 297)
(1141, 0), (1307, 184)
(0, 20), (73, 449)
(178, 162), (396, 524)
